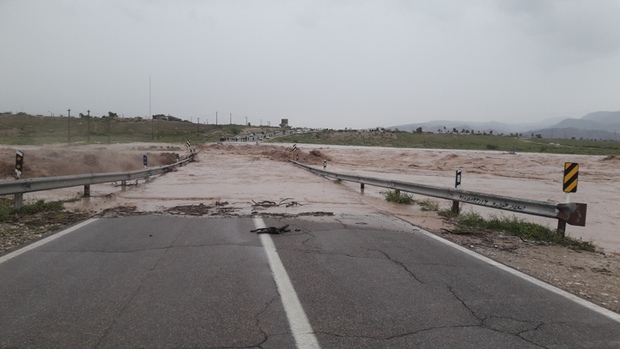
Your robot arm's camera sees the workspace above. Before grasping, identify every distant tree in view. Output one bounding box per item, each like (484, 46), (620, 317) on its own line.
(489, 130), (493, 135)
(415, 127), (423, 134)
(453, 127), (458, 133)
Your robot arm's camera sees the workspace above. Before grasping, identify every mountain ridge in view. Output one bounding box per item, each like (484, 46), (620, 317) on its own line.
(389, 111), (620, 140)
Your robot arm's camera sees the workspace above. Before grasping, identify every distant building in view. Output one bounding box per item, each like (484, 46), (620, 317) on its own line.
(280, 118), (289, 127)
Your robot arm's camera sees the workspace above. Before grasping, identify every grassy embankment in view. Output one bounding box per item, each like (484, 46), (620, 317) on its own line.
(0, 112), (279, 145)
(270, 129), (620, 156)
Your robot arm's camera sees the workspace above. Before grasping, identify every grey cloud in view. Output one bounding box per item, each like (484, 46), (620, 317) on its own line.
(497, 0), (620, 56)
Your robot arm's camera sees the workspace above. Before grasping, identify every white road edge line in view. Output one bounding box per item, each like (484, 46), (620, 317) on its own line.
(253, 217), (321, 349)
(412, 226), (620, 323)
(0, 218), (99, 265)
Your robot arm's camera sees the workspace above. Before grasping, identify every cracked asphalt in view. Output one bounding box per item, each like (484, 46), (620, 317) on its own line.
(1, 214), (619, 348)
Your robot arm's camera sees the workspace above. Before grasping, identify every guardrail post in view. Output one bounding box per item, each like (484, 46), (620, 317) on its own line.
(360, 183), (365, 194)
(557, 220), (566, 238)
(83, 184), (90, 197)
(451, 200), (460, 214)
(14, 193), (23, 210)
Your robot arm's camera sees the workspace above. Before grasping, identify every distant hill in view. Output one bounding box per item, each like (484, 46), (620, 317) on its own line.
(390, 118), (564, 135)
(528, 111), (620, 140)
(390, 111), (620, 140)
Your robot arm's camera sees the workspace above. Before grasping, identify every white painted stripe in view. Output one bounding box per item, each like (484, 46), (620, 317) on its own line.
(253, 217), (321, 349)
(0, 218), (98, 265)
(412, 226), (620, 323)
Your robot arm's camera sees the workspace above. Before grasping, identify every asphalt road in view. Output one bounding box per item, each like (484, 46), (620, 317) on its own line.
(1, 214), (619, 348)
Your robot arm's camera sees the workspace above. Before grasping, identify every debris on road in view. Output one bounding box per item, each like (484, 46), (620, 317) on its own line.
(251, 225), (290, 234)
(164, 201), (242, 216)
(252, 200), (277, 208)
(251, 198), (304, 208)
(98, 205), (139, 217)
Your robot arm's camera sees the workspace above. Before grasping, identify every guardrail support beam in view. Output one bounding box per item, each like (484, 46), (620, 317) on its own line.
(14, 193), (23, 210)
(452, 200), (460, 214)
(360, 183), (365, 194)
(557, 220), (566, 238)
(83, 184), (90, 197)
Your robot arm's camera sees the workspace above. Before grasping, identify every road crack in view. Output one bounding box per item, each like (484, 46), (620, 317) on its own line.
(370, 248), (424, 284)
(92, 227), (185, 348)
(446, 286), (549, 348)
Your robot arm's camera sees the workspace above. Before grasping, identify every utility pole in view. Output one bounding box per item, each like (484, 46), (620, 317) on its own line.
(197, 117), (200, 136)
(230, 113), (232, 125)
(67, 108), (71, 143)
(216, 111), (218, 125)
(245, 116), (248, 126)
(87, 110), (90, 143)
(150, 74), (153, 140)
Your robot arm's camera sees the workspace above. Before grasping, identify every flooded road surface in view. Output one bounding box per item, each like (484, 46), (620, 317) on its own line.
(51, 142), (620, 254)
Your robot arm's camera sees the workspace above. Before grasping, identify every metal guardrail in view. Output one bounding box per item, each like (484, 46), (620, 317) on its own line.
(0, 155), (195, 209)
(291, 161), (587, 235)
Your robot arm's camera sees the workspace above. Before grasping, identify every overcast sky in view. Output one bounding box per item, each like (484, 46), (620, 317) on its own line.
(1, 0), (619, 129)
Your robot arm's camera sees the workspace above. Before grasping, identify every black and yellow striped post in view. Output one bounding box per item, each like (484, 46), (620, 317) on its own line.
(291, 144), (298, 160)
(559, 162), (579, 237)
(563, 162), (579, 193)
(15, 150), (24, 179)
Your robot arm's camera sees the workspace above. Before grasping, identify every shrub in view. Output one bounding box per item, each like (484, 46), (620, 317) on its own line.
(452, 212), (595, 251)
(383, 190), (414, 204)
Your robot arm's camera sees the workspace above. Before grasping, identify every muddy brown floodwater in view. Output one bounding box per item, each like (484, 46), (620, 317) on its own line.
(1, 142), (619, 314)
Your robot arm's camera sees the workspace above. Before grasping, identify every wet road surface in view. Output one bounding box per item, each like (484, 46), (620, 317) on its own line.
(1, 214), (619, 348)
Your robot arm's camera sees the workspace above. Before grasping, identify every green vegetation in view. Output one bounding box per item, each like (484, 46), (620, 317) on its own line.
(444, 211), (595, 251)
(417, 199), (439, 211)
(0, 198), (68, 223)
(271, 129), (620, 156)
(0, 112), (277, 145)
(382, 190), (414, 204)
(0, 197), (92, 253)
(16, 199), (66, 215)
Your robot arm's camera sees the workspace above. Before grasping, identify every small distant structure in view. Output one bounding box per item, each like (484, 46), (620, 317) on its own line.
(280, 118), (289, 127)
